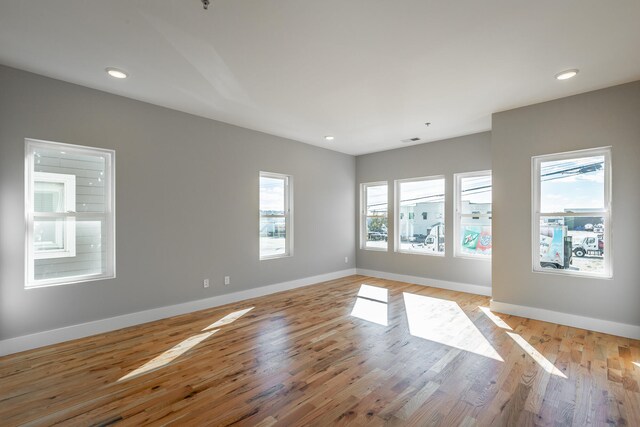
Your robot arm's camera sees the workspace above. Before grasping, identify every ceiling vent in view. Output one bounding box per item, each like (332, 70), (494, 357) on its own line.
(401, 137), (421, 143)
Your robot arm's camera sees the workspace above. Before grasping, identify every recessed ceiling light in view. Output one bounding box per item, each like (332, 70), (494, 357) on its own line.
(555, 69), (579, 80)
(106, 67), (128, 79)
(324, 136), (334, 141)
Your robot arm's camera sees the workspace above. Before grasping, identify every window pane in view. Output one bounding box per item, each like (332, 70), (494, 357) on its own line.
(34, 182), (65, 212)
(538, 216), (605, 274)
(365, 184), (387, 249)
(34, 217), (69, 253)
(260, 175), (288, 258)
(398, 179), (445, 254)
(461, 175), (492, 215)
(34, 218), (107, 281)
(540, 155), (605, 213)
(460, 219), (492, 256)
(34, 147), (108, 213)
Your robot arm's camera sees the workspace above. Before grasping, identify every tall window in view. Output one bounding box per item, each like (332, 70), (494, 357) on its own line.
(361, 182), (388, 250)
(25, 139), (115, 288)
(532, 147), (611, 277)
(395, 176), (445, 255)
(259, 172), (292, 259)
(455, 171), (492, 258)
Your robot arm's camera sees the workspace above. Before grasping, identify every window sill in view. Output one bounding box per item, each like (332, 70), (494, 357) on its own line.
(532, 268), (612, 280)
(396, 250), (445, 257)
(454, 254), (492, 262)
(26, 273), (116, 289)
(361, 246), (388, 252)
(260, 253), (293, 261)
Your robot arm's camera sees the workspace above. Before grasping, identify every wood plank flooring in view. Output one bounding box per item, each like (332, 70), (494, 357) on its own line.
(1, 275), (639, 426)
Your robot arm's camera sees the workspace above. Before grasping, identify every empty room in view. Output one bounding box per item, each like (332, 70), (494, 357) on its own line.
(1, 1), (639, 426)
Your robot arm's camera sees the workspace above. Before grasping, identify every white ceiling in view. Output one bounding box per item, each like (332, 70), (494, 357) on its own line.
(1, 1), (639, 155)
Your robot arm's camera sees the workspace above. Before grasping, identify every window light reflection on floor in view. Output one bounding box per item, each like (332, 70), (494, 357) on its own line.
(478, 306), (567, 378)
(478, 306), (513, 330)
(506, 332), (567, 378)
(350, 284), (389, 326)
(633, 362), (640, 368)
(357, 284), (389, 303)
(204, 307), (254, 330)
(403, 293), (503, 361)
(119, 307), (254, 382)
(118, 330), (219, 381)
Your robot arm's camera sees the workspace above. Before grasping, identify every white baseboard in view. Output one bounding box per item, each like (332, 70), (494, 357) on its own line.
(490, 299), (640, 340)
(356, 268), (492, 296)
(0, 268), (357, 357)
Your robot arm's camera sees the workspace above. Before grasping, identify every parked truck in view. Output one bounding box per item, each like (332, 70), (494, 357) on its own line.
(573, 236), (603, 257)
(539, 224), (572, 269)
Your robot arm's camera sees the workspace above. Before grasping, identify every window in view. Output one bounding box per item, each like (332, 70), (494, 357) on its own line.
(26, 139), (115, 288)
(532, 147), (611, 277)
(455, 171), (492, 258)
(361, 182), (388, 250)
(259, 172), (292, 259)
(395, 176), (445, 255)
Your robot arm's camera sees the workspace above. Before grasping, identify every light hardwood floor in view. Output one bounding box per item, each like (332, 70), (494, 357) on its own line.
(1, 275), (638, 426)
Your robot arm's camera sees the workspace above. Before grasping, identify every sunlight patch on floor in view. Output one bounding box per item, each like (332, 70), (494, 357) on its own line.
(351, 297), (388, 326)
(118, 329), (219, 381)
(119, 306), (254, 382)
(358, 284), (389, 303)
(633, 362), (640, 368)
(403, 293), (503, 361)
(506, 331), (567, 378)
(478, 306), (513, 330)
(350, 284), (389, 326)
(204, 307), (254, 330)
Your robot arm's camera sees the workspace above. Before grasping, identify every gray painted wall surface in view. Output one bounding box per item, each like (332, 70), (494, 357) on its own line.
(492, 81), (640, 327)
(356, 133), (492, 288)
(0, 66), (356, 340)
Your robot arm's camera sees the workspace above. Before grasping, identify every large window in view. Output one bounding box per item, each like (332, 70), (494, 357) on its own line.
(395, 176), (445, 255)
(259, 172), (292, 259)
(26, 139), (115, 288)
(532, 147), (611, 277)
(455, 171), (492, 258)
(361, 182), (388, 250)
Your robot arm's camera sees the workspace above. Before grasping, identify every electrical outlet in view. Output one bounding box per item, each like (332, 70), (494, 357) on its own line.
(203, 279), (210, 288)
(224, 276), (230, 285)
(345, 256), (349, 264)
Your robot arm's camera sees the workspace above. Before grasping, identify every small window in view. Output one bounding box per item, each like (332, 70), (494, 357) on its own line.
(454, 171), (492, 259)
(33, 172), (77, 259)
(395, 176), (445, 255)
(259, 172), (292, 259)
(532, 147), (611, 277)
(26, 139), (115, 288)
(361, 182), (388, 250)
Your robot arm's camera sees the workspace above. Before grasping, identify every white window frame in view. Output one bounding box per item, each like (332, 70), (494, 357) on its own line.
(394, 175), (445, 257)
(33, 171), (77, 259)
(454, 170), (492, 260)
(25, 138), (116, 288)
(532, 147), (612, 278)
(259, 171), (293, 260)
(360, 181), (388, 251)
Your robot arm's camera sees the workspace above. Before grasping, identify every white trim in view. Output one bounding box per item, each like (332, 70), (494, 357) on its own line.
(454, 170), (492, 260)
(394, 175), (446, 256)
(490, 299), (640, 340)
(25, 138), (116, 288)
(531, 146), (612, 278)
(356, 268), (491, 296)
(259, 171), (293, 260)
(0, 269), (356, 357)
(360, 181), (389, 251)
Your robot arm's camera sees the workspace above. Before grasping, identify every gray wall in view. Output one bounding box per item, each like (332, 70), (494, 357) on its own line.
(492, 81), (640, 327)
(356, 133), (492, 288)
(0, 66), (356, 340)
